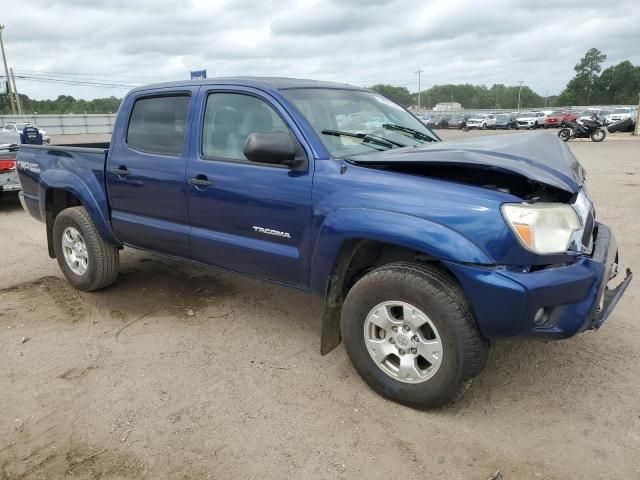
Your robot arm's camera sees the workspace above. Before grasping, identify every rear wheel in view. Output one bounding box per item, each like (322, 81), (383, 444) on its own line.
(53, 206), (119, 291)
(341, 262), (488, 409)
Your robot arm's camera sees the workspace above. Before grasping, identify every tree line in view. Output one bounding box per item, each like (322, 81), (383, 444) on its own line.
(1, 48), (638, 114)
(373, 48), (639, 109)
(0, 94), (121, 115)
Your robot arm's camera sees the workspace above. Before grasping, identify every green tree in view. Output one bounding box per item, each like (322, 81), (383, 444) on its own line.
(369, 84), (414, 107)
(1, 94), (122, 115)
(592, 60), (640, 105)
(557, 48), (607, 105)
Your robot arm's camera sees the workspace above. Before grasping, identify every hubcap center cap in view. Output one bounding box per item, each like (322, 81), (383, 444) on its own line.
(396, 334), (410, 348)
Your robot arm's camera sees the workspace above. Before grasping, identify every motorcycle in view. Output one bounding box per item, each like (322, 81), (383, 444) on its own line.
(558, 114), (606, 142)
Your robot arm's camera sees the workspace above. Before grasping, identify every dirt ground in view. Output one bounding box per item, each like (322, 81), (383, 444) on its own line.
(1, 130), (639, 479)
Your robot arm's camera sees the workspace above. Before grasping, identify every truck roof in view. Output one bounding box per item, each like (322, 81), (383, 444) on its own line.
(129, 77), (366, 95)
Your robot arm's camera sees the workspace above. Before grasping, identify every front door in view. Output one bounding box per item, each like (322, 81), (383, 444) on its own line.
(185, 88), (313, 287)
(107, 89), (195, 257)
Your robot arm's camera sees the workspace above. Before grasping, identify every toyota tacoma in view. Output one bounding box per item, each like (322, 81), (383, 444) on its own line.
(16, 78), (632, 408)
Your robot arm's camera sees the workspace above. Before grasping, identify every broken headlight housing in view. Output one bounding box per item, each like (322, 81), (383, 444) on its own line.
(501, 203), (581, 254)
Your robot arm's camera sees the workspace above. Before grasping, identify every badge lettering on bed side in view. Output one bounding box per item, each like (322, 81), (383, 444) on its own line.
(253, 226), (291, 239)
(16, 161), (41, 174)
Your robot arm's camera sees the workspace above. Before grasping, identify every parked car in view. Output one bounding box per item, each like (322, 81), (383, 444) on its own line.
(426, 114), (450, 129)
(494, 114), (515, 130)
(605, 107), (637, 125)
(578, 110), (609, 123)
(465, 113), (496, 129)
(545, 111), (577, 128)
(447, 114), (468, 129)
(16, 77), (632, 409)
(515, 112), (546, 129)
(0, 144), (20, 195)
(415, 113), (432, 124)
(2, 122), (50, 143)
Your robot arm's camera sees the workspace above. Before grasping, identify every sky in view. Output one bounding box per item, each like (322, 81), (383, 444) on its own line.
(3, 0), (640, 100)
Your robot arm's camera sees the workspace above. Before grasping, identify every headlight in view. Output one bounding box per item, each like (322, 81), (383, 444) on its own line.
(501, 203), (581, 254)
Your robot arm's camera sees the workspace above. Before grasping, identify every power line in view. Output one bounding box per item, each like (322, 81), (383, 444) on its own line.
(8, 74), (138, 89)
(13, 69), (174, 81)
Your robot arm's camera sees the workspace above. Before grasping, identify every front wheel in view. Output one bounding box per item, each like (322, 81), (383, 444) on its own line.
(558, 128), (572, 142)
(590, 129), (606, 142)
(53, 206), (120, 291)
(341, 263), (489, 409)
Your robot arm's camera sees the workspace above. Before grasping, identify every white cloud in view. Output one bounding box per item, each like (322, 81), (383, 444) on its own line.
(3, 0), (639, 99)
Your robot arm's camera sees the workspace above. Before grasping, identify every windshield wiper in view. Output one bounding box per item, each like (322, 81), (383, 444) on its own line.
(382, 123), (435, 142)
(321, 129), (406, 149)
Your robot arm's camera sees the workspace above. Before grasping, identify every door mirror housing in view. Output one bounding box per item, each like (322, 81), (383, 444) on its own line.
(243, 132), (301, 168)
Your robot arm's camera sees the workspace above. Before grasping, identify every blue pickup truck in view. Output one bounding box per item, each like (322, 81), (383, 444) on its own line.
(16, 78), (632, 408)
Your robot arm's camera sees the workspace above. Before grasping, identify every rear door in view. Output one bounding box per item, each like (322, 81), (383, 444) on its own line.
(185, 87), (313, 287)
(107, 88), (196, 257)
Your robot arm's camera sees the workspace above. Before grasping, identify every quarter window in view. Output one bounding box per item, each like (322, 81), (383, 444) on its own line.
(202, 93), (290, 161)
(127, 95), (190, 156)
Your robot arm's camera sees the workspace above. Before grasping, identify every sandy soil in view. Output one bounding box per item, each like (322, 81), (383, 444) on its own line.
(1, 131), (639, 479)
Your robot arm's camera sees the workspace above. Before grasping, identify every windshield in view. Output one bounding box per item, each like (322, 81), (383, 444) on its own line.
(612, 108), (631, 114)
(496, 114), (509, 120)
(281, 88), (438, 157)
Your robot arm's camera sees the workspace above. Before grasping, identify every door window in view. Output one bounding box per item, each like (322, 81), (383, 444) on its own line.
(202, 93), (290, 161)
(127, 94), (190, 156)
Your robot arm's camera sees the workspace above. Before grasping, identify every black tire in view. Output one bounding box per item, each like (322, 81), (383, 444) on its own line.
(590, 129), (606, 142)
(341, 262), (489, 409)
(558, 128), (572, 142)
(53, 206), (119, 291)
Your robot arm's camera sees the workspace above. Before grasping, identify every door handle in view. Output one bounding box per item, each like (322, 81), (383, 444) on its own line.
(112, 166), (131, 176)
(189, 175), (213, 188)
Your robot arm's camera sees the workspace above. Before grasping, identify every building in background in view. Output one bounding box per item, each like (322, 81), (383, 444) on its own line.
(433, 102), (462, 111)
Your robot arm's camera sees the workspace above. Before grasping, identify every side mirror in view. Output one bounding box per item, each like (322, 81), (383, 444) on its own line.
(243, 132), (298, 167)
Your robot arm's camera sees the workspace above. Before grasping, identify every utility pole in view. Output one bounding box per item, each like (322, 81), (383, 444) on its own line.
(544, 89), (548, 108)
(9, 68), (22, 115)
(634, 93), (640, 136)
(415, 69), (423, 111)
(517, 80), (524, 112)
(0, 25), (17, 114)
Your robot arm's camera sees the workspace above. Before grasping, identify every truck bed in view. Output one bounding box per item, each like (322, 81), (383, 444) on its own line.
(16, 143), (111, 226)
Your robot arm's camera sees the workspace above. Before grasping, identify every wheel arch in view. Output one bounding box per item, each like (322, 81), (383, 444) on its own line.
(313, 208), (491, 355)
(40, 172), (119, 258)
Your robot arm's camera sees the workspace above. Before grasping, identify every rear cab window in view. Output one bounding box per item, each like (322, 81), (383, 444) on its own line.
(126, 95), (190, 156)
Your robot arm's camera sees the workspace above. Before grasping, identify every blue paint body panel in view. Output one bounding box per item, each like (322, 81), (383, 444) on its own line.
(15, 77), (630, 341)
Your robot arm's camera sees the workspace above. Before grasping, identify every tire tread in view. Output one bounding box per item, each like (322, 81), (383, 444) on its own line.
(54, 206), (119, 291)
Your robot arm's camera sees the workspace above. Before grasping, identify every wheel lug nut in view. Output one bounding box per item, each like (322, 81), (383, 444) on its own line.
(391, 326), (398, 332)
(403, 325), (410, 332)
(389, 338), (395, 344)
(412, 335), (419, 342)
(398, 349), (405, 355)
(410, 348), (417, 354)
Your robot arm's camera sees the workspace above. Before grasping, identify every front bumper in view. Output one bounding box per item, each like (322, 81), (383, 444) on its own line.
(444, 223), (632, 339)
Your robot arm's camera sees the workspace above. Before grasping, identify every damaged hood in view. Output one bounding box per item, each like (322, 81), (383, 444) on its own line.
(349, 132), (583, 194)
